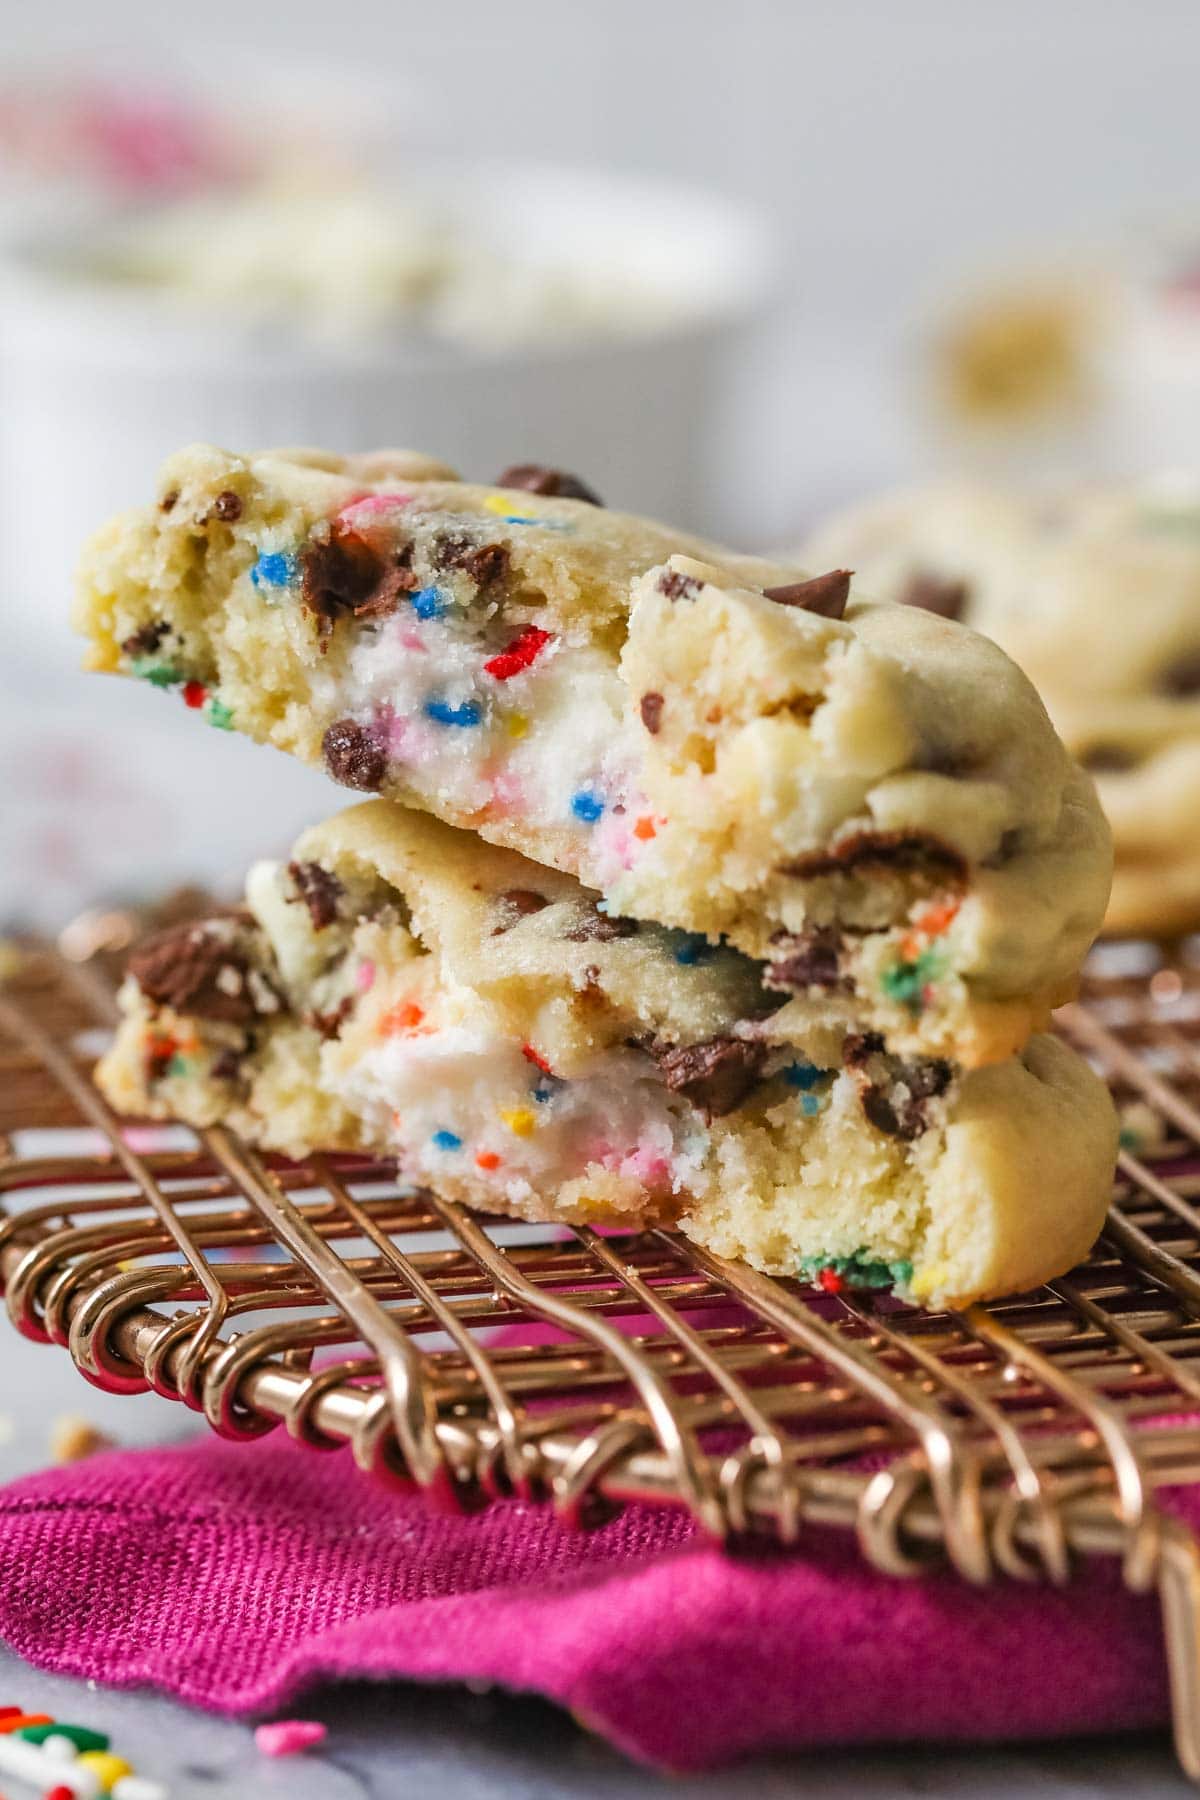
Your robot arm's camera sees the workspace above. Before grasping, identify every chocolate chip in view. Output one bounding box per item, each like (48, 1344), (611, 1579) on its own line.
(300, 526), (416, 630)
(121, 621), (168, 658)
(287, 860), (344, 931)
(491, 888), (550, 934)
(322, 719), (388, 792)
(210, 1043), (252, 1085)
(210, 489), (243, 523)
(765, 926), (846, 992)
(564, 902), (640, 942)
(495, 464), (603, 506)
(842, 1035), (952, 1140)
(780, 830), (967, 886)
(305, 996), (354, 1041)
(159, 489), (179, 513)
(639, 692), (664, 735)
(652, 1034), (768, 1119)
(1080, 743), (1139, 774)
(762, 569), (852, 620)
(436, 535), (509, 588)
(657, 569), (701, 601)
(899, 572), (969, 621)
(127, 921), (276, 1025)
(1157, 651), (1200, 698)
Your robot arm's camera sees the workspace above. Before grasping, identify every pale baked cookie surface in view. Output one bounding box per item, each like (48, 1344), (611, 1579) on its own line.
(96, 801), (1116, 1310)
(77, 445), (1110, 1064)
(806, 480), (1200, 936)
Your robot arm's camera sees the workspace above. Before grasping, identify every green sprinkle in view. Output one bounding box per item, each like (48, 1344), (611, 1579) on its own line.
(880, 946), (943, 1013)
(799, 1250), (914, 1292)
(131, 658), (182, 688)
(206, 698), (235, 731)
(17, 1723), (110, 1751)
(166, 1053), (191, 1078)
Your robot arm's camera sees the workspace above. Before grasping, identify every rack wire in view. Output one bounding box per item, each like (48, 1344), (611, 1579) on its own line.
(5, 924), (1200, 1776)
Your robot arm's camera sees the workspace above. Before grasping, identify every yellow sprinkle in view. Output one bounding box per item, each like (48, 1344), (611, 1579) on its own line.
(500, 1107), (536, 1137)
(484, 492), (515, 515)
(505, 712), (529, 739)
(910, 1262), (948, 1301)
(78, 1752), (134, 1786)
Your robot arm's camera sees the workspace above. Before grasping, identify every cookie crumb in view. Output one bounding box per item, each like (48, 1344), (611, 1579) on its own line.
(51, 1415), (115, 1464)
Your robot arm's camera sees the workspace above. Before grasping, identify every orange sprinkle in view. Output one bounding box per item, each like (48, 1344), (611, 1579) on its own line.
(912, 897), (961, 938)
(633, 816), (657, 841)
(0, 1714), (53, 1733)
(522, 1042), (553, 1074)
(475, 1150), (501, 1171)
(379, 1000), (426, 1036)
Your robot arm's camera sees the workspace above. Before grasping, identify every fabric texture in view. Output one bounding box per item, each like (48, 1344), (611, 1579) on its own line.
(0, 1431), (1179, 1769)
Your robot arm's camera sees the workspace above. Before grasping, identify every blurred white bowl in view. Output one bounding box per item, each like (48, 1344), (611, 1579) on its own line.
(0, 156), (773, 669)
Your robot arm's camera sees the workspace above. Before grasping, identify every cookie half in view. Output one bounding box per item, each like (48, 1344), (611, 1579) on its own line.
(95, 802), (1116, 1310)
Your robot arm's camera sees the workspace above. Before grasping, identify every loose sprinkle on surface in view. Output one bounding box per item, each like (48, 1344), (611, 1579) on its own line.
(255, 1720), (328, 1757)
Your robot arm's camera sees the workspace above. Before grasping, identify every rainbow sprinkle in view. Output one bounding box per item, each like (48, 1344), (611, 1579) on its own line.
(432, 1129), (463, 1151)
(570, 789), (605, 823)
(250, 550), (294, 589)
(673, 933), (713, 966)
(799, 1251), (914, 1293)
(500, 1107), (536, 1137)
(424, 698), (483, 728)
(130, 658), (181, 687)
(411, 586), (449, 620)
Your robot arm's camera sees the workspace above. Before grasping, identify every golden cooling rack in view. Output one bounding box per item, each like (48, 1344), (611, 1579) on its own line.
(5, 926), (1200, 1777)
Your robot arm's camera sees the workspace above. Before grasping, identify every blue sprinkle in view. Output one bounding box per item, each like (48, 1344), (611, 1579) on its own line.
(673, 933), (714, 966)
(784, 1062), (824, 1090)
(800, 1092), (822, 1117)
(503, 514), (575, 533)
(411, 585), (449, 620)
(533, 1085), (554, 1104)
(250, 550), (294, 589)
(424, 698), (483, 728)
(431, 1129), (463, 1151)
(570, 789), (605, 823)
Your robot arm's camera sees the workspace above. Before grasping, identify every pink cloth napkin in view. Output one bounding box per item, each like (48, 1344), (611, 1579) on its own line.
(0, 1433), (1178, 1769)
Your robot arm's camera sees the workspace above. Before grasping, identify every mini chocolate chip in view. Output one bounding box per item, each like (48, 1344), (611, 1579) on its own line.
(159, 489), (179, 513)
(210, 1045), (247, 1084)
(210, 489), (243, 523)
(287, 860), (344, 931)
(899, 572), (969, 621)
(491, 888), (551, 934)
(121, 621), (168, 658)
(564, 902), (640, 942)
(780, 830), (967, 885)
(436, 536), (510, 588)
(1157, 651), (1200, 698)
(322, 718), (388, 792)
(640, 692), (664, 734)
(305, 996), (354, 1040)
(762, 569), (852, 620)
(652, 1034), (768, 1119)
(765, 926), (846, 992)
(842, 1032), (885, 1070)
(127, 921), (276, 1025)
(494, 464), (603, 506)
(860, 1057), (953, 1141)
(1080, 743), (1139, 774)
(657, 569), (701, 601)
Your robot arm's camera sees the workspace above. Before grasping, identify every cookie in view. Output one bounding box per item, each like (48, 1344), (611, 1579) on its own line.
(805, 479), (1200, 936)
(95, 801), (1116, 1310)
(76, 444), (1111, 1065)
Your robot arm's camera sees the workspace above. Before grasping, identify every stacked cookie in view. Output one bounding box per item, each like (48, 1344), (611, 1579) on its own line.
(76, 447), (1118, 1307)
(806, 480), (1200, 936)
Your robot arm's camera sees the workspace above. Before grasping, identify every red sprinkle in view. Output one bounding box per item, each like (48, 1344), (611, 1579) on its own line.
(522, 1043), (553, 1074)
(483, 626), (552, 681)
(475, 1150), (501, 1171)
(46, 1787), (75, 1800)
(255, 1720), (328, 1757)
(182, 679), (209, 709)
(0, 1713), (52, 1732)
(816, 1267), (846, 1294)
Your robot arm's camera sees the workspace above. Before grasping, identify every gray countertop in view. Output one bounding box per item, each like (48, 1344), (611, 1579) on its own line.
(0, 1325), (1191, 1800)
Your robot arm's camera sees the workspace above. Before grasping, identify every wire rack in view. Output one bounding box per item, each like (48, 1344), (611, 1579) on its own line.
(5, 924), (1200, 1778)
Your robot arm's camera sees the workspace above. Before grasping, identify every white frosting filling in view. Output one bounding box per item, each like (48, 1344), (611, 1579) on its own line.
(329, 1018), (708, 1208)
